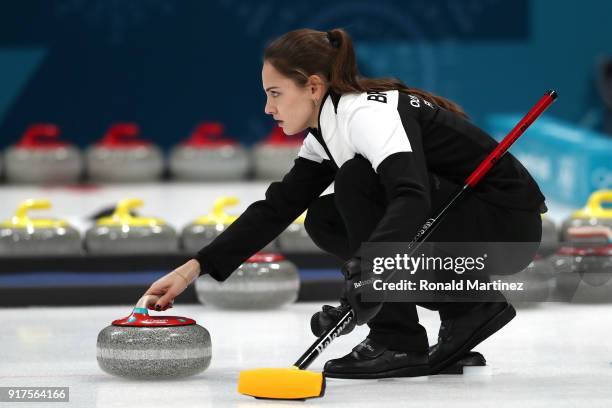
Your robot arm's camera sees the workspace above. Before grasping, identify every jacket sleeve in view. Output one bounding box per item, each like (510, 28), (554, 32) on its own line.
(194, 157), (335, 281)
(347, 106), (431, 257)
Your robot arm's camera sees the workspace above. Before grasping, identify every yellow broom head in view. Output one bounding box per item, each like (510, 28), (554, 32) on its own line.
(238, 366), (325, 400)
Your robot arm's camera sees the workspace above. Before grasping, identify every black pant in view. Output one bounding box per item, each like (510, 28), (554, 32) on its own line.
(304, 156), (542, 352)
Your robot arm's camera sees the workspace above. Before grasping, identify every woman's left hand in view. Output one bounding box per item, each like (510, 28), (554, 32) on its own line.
(143, 259), (201, 311)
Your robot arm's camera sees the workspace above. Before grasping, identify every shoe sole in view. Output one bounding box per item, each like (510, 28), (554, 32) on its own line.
(438, 351), (486, 374)
(325, 363), (429, 379)
(429, 304), (516, 375)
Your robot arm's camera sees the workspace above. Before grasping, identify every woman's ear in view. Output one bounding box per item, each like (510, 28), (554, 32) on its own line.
(308, 74), (327, 100)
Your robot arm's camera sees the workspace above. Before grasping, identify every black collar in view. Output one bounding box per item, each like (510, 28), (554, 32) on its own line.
(307, 89), (340, 169)
(329, 89), (341, 113)
(308, 89), (341, 136)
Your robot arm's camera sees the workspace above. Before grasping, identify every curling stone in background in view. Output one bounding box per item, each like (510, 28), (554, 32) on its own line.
(85, 198), (178, 254)
(97, 295), (212, 379)
(560, 190), (612, 242)
(252, 126), (304, 180)
(0, 199), (81, 256)
(182, 196), (276, 253)
(182, 196), (239, 252)
(169, 122), (250, 181)
(195, 253), (300, 309)
(86, 122), (164, 182)
(539, 215), (559, 256)
(552, 226), (612, 303)
(492, 254), (555, 306)
(277, 212), (321, 253)
(4, 124), (82, 184)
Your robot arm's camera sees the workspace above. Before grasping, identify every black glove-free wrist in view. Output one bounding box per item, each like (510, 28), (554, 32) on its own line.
(342, 257), (383, 326)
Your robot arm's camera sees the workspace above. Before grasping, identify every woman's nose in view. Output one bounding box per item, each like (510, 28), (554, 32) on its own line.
(264, 100), (276, 115)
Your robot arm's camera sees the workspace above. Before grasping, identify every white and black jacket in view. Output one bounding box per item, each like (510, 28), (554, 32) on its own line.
(196, 90), (545, 281)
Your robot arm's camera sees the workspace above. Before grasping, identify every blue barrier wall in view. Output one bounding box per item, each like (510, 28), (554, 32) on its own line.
(0, 0), (610, 148)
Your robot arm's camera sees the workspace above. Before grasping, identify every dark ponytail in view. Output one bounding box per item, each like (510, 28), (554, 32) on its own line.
(264, 28), (468, 119)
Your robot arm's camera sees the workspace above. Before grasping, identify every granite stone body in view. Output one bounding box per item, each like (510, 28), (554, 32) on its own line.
(96, 324), (211, 379)
(86, 145), (164, 182)
(5, 145), (82, 184)
(181, 223), (276, 253)
(169, 145), (250, 181)
(252, 144), (301, 180)
(195, 256), (300, 309)
(86, 224), (178, 254)
(0, 226), (82, 256)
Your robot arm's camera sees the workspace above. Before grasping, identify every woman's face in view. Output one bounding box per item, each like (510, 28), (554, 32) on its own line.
(262, 61), (325, 135)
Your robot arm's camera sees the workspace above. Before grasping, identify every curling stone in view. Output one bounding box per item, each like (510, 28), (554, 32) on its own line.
(539, 215), (559, 256)
(181, 196), (239, 252)
(492, 254), (554, 305)
(86, 122), (164, 182)
(182, 196), (276, 253)
(97, 295), (212, 379)
(0, 199), (82, 256)
(560, 190), (612, 242)
(277, 212), (321, 253)
(85, 198), (178, 254)
(552, 226), (612, 303)
(195, 253), (300, 309)
(4, 124), (82, 184)
(252, 126), (304, 180)
(169, 122), (250, 181)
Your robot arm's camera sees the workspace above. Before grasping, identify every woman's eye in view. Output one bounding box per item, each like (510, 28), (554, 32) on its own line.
(270, 91), (280, 97)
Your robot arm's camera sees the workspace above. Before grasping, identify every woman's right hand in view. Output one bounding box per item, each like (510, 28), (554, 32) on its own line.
(143, 259), (202, 311)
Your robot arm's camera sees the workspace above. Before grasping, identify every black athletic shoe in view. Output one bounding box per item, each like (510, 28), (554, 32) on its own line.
(323, 338), (429, 379)
(429, 302), (516, 374)
(438, 351), (486, 374)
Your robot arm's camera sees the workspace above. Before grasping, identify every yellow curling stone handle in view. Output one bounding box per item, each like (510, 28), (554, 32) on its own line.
(572, 190), (612, 219)
(0, 199), (67, 228)
(194, 196), (239, 225)
(96, 198), (166, 227)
